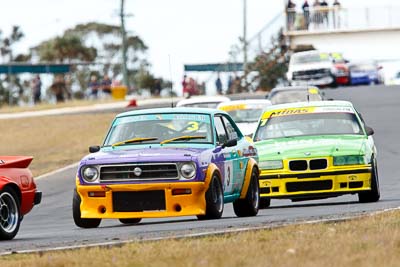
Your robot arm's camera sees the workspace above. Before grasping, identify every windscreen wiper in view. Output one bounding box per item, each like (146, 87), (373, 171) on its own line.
(112, 137), (158, 147)
(160, 135), (206, 145)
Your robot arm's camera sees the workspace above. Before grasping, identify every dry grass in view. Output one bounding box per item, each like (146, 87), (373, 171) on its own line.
(1, 211), (400, 267)
(0, 99), (118, 114)
(0, 113), (117, 176)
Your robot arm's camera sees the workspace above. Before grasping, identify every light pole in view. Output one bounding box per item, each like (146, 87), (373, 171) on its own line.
(243, 0), (248, 78)
(120, 0), (129, 88)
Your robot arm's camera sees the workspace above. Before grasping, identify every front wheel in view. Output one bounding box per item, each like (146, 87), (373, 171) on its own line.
(197, 174), (224, 220)
(233, 168), (260, 217)
(72, 189), (101, 228)
(0, 187), (21, 240)
(358, 158), (380, 203)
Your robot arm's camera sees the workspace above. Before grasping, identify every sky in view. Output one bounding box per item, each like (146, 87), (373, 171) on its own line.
(0, 0), (398, 93)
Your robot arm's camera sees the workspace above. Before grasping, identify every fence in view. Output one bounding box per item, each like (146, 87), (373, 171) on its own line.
(286, 6), (400, 32)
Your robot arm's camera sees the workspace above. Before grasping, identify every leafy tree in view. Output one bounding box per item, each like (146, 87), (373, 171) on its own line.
(249, 29), (289, 91)
(0, 26), (24, 62)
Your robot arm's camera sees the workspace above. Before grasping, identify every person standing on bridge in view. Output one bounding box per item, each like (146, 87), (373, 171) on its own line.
(302, 0), (310, 30)
(286, 0), (296, 31)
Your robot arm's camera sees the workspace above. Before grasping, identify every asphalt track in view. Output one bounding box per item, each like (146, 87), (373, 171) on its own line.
(2, 85), (400, 253)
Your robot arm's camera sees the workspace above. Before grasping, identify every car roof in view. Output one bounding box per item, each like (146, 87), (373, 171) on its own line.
(176, 96), (230, 106)
(262, 100), (354, 112)
(217, 99), (272, 108)
(270, 86), (320, 93)
(116, 107), (228, 118)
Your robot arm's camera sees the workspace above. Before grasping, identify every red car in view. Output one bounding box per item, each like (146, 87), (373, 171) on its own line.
(0, 156), (41, 240)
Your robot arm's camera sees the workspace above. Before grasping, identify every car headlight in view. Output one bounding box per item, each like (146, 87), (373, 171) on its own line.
(81, 166), (99, 182)
(259, 160), (283, 170)
(180, 162), (196, 179)
(333, 155), (365, 166)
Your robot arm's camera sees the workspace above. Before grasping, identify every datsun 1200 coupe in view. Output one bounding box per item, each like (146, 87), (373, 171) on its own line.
(73, 108), (259, 228)
(253, 101), (379, 208)
(0, 156), (41, 240)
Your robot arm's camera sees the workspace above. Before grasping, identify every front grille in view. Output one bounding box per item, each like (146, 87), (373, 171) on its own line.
(100, 163), (178, 182)
(112, 191), (166, 212)
(309, 159), (327, 170)
(286, 180), (333, 192)
(292, 68), (330, 80)
(289, 160), (308, 171)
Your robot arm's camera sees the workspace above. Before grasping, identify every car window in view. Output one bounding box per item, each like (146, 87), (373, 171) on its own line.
(222, 116), (239, 141)
(270, 90), (322, 105)
(104, 113), (213, 145)
(214, 116), (228, 144)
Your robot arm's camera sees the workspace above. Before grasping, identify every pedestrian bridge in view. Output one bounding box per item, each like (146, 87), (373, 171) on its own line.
(284, 5), (400, 61)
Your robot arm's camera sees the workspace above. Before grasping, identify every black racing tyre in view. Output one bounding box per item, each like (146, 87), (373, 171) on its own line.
(233, 168), (260, 217)
(119, 218), (142, 224)
(358, 157), (380, 203)
(197, 174), (224, 220)
(259, 197), (271, 209)
(0, 187), (21, 240)
(72, 189), (101, 228)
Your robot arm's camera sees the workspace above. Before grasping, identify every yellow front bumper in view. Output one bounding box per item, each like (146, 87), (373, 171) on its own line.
(77, 182), (208, 219)
(259, 166), (372, 198)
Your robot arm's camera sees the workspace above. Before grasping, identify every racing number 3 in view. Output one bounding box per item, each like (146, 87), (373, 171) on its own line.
(187, 121), (199, 131)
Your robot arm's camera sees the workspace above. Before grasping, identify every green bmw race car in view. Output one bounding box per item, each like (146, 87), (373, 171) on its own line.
(253, 101), (380, 208)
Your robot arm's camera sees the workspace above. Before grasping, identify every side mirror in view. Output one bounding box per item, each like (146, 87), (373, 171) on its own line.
(222, 139), (237, 148)
(365, 126), (374, 136)
(89, 146), (101, 153)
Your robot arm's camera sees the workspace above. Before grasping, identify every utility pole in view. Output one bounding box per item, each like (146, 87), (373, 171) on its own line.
(120, 0), (129, 88)
(242, 0), (248, 90)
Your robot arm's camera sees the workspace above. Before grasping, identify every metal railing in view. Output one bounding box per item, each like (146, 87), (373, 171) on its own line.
(286, 6), (400, 32)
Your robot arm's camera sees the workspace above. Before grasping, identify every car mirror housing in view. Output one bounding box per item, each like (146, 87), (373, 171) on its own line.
(222, 139), (237, 148)
(365, 126), (374, 136)
(89, 146), (101, 153)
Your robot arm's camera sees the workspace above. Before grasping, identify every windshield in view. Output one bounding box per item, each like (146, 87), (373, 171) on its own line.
(291, 53), (331, 64)
(270, 90), (322, 105)
(350, 64), (376, 72)
(226, 108), (264, 123)
(181, 102), (222, 108)
(104, 113), (213, 146)
(254, 112), (363, 140)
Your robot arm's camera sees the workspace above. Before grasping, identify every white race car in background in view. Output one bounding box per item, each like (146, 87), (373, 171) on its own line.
(176, 96), (230, 108)
(217, 99), (272, 136)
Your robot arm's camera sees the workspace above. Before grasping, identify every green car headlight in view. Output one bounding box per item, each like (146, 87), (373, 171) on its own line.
(259, 160), (283, 170)
(333, 155), (365, 166)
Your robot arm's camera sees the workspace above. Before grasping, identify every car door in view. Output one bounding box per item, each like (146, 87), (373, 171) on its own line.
(221, 115), (246, 196)
(214, 115), (236, 197)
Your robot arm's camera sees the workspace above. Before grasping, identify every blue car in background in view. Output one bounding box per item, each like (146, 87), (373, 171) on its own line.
(349, 62), (384, 85)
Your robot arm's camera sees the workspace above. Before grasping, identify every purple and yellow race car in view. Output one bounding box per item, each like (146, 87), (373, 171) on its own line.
(73, 108), (260, 228)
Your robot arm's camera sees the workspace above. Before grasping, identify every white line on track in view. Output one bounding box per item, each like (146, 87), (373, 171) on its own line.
(1, 206), (399, 256)
(35, 162), (79, 180)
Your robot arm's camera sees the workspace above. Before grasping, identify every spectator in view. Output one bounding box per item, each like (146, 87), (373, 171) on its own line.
(227, 75), (233, 94)
(312, 0), (323, 29)
(32, 75), (41, 104)
(182, 75), (189, 97)
(88, 75), (100, 99)
(50, 75), (66, 103)
(100, 75), (112, 97)
(320, 0), (329, 27)
(215, 74), (222, 95)
(333, 0), (341, 28)
(302, 0), (310, 30)
(287, 0), (296, 30)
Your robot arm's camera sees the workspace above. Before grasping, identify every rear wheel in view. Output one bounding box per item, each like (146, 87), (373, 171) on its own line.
(233, 168), (260, 217)
(0, 187), (21, 240)
(119, 218), (142, 225)
(197, 174), (224, 220)
(72, 189), (101, 228)
(358, 157), (380, 203)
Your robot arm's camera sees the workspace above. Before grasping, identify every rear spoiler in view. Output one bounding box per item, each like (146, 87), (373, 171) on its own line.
(0, 156), (33, 169)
